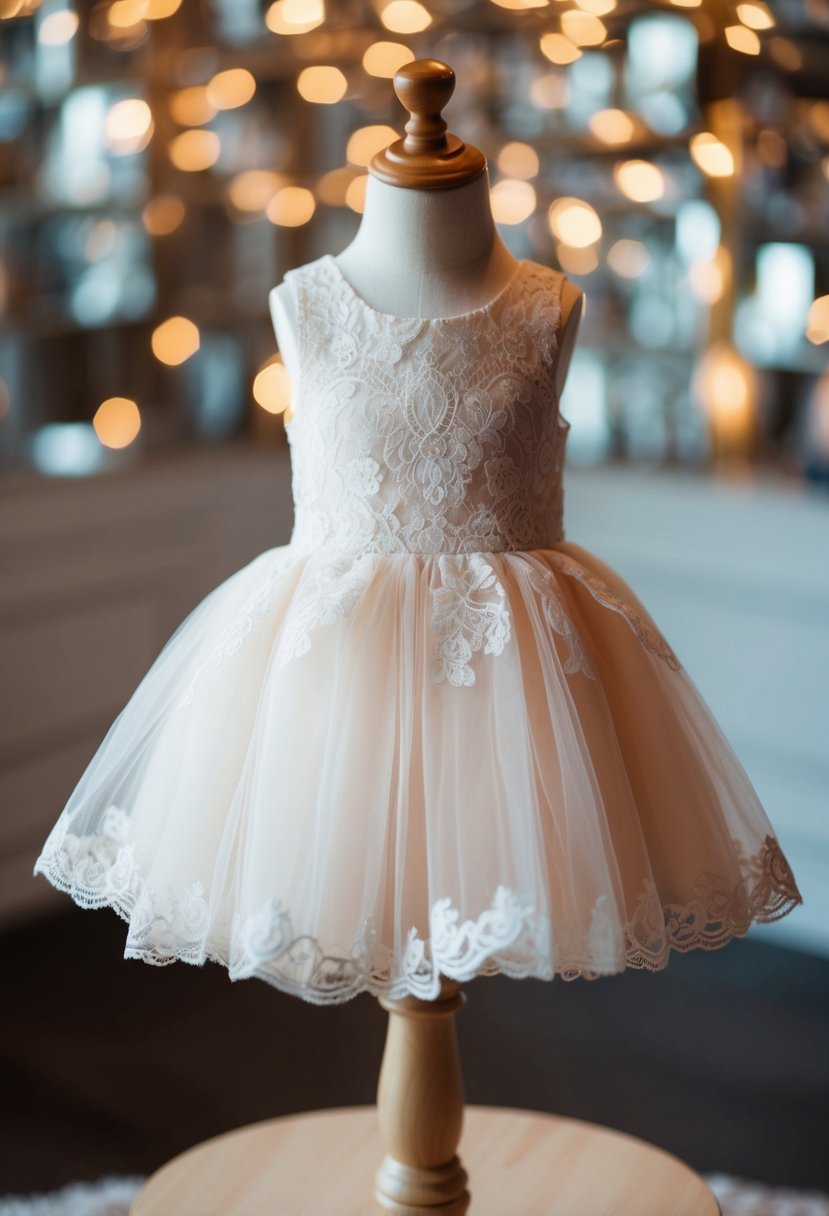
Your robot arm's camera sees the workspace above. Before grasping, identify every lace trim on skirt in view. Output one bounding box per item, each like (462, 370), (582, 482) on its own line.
(33, 814), (801, 1005)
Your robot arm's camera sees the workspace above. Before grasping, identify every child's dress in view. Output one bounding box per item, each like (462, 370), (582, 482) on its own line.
(34, 255), (802, 1004)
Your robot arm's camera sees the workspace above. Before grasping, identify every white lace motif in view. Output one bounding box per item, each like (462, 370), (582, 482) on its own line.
(34, 809), (801, 1004)
(286, 256), (569, 560)
(277, 256), (578, 685)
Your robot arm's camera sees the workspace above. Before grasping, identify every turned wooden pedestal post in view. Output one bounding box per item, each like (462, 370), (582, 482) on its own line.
(374, 979), (469, 1215)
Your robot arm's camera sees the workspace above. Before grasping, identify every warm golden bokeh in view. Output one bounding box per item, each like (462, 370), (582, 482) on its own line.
(362, 41), (415, 78)
(725, 24), (761, 54)
(556, 243), (599, 275)
(607, 239), (650, 278)
(108, 0), (146, 28)
(169, 87), (217, 127)
(315, 167), (358, 206)
(265, 0), (324, 34)
(588, 109), (635, 145)
(207, 68), (256, 110)
(346, 125), (398, 167)
(151, 317), (201, 366)
(688, 247), (731, 306)
(694, 343), (757, 448)
(145, 0), (183, 16)
(297, 65), (348, 103)
(379, 0), (431, 33)
(266, 186), (317, 227)
(168, 129), (220, 171)
(530, 74), (568, 109)
(253, 357), (292, 415)
(574, 0), (616, 14)
(490, 179), (537, 225)
(489, 0), (547, 9)
(736, 2), (774, 30)
(560, 10), (606, 46)
(806, 296), (829, 345)
(345, 174), (369, 213)
(690, 132), (735, 177)
(93, 397), (141, 449)
(539, 33), (581, 65)
(104, 98), (154, 155)
(142, 194), (185, 235)
(614, 159), (665, 203)
(228, 170), (283, 212)
(547, 198), (602, 247)
(497, 142), (540, 180)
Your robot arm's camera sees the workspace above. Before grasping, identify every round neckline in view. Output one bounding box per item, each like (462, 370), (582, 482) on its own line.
(325, 254), (527, 325)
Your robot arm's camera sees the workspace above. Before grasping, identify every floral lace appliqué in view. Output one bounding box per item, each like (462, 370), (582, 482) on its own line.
(546, 550), (681, 671)
(526, 567), (596, 678)
(431, 555), (512, 686)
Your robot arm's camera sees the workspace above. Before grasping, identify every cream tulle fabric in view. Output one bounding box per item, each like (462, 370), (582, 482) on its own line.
(34, 255), (801, 1004)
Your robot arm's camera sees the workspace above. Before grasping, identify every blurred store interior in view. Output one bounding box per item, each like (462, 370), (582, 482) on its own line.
(0, 0), (827, 1200)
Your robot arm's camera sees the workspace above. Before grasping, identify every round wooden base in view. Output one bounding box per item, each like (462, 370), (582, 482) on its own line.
(131, 1105), (720, 1216)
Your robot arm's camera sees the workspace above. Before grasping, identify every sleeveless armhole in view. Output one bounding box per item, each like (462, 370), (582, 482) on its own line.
(548, 269), (576, 427)
(270, 269), (304, 420)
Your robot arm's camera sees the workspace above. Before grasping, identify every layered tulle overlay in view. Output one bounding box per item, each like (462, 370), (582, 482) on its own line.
(34, 255), (801, 1001)
(34, 541), (801, 1003)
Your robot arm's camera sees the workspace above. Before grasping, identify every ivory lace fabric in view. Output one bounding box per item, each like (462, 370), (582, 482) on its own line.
(34, 255), (801, 1004)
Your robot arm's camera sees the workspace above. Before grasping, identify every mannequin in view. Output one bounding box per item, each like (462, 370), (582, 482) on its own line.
(270, 62), (583, 404)
(268, 60), (584, 1216)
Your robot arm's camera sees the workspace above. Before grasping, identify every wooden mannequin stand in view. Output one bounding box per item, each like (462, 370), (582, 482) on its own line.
(131, 982), (721, 1216)
(375, 980), (468, 1214)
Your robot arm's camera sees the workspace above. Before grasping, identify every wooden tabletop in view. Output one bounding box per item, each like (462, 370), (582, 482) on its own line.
(131, 1104), (720, 1215)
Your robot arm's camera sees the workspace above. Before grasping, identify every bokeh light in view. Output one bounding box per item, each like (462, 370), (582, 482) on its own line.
(362, 41), (415, 78)
(725, 24), (761, 54)
(228, 171), (283, 212)
(380, 1), (431, 33)
(207, 68), (256, 110)
(168, 130), (220, 171)
(346, 174), (369, 213)
(265, 0), (324, 34)
(490, 179), (536, 225)
(93, 397), (141, 449)
(254, 356), (292, 415)
(736, 2), (773, 30)
(614, 160), (665, 203)
(297, 65), (348, 103)
(497, 142), (539, 180)
(346, 125), (398, 167)
(151, 316), (201, 365)
(169, 87), (216, 127)
(104, 99), (153, 155)
(607, 239), (650, 278)
(588, 109), (634, 145)
(266, 186), (317, 226)
(539, 32), (581, 65)
(560, 11), (606, 46)
(142, 194), (185, 235)
(806, 296), (829, 345)
(548, 198), (602, 247)
(690, 133), (735, 178)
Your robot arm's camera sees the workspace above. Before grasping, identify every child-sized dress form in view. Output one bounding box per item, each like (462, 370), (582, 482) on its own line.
(34, 254), (801, 1003)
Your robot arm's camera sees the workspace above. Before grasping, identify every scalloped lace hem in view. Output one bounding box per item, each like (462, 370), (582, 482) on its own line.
(33, 819), (801, 1005)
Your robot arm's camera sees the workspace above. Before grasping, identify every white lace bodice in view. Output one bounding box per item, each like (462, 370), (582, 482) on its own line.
(283, 255), (570, 558)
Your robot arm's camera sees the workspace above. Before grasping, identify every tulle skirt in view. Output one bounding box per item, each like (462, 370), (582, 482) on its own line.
(34, 541), (801, 1004)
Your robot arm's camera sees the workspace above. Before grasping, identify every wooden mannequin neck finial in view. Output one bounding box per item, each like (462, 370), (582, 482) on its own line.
(370, 59), (487, 191)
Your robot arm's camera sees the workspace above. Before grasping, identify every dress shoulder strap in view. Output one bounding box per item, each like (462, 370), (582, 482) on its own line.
(282, 256), (338, 363)
(516, 261), (568, 365)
